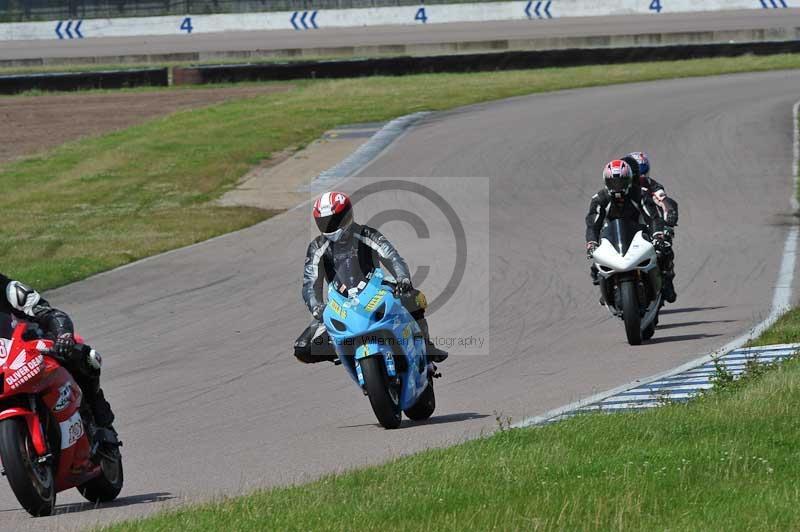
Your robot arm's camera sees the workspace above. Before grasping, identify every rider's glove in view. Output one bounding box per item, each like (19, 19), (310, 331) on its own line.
(665, 208), (678, 227)
(311, 304), (325, 321)
(394, 278), (413, 298)
(87, 348), (103, 371)
(652, 233), (671, 252)
(586, 241), (598, 259)
(54, 332), (75, 359)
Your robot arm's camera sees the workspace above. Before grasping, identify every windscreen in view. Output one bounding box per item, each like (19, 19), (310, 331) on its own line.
(601, 218), (640, 256)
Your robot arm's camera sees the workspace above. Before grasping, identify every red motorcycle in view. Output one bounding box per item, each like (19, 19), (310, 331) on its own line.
(0, 321), (122, 516)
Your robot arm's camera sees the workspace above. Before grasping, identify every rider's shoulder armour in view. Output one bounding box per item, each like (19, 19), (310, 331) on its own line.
(5, 281), (41, 317)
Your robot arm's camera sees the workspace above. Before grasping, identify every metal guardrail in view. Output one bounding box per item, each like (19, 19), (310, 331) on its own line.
(3, 39), (797, 94)
(172, 40), (800, 85)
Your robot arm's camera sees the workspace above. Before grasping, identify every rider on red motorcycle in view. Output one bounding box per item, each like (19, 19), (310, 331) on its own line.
(0, 275), (116, 441)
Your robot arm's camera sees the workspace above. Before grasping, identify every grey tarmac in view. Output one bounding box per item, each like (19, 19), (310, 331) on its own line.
(0, 69), (798, 529)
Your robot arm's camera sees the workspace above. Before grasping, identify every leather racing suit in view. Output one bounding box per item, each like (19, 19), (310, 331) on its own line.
(294, 224), (446, 363)
(585, 186), (676, 302)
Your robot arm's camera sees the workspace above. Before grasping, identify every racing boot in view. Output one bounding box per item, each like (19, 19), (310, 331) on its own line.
(590, 265), (600, 286)
(294, 321), (337, 363)
(418, 317), (448, 363)
(82, 386), (121, 460)
(662, 273), (677, 304)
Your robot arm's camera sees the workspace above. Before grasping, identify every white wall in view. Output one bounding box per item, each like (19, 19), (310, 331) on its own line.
(0, 0), (793, 41)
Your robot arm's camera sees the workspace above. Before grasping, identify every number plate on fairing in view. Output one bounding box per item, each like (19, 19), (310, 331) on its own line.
(59, 411), (84, 449)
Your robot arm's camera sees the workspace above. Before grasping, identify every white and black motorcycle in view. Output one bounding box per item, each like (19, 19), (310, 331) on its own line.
(593, 218), (663, 345)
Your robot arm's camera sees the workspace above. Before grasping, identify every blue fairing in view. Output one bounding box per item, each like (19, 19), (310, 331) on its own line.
(323, 268), (429, 411)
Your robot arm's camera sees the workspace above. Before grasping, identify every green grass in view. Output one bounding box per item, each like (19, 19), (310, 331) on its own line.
(104, 354), (800, 532)
(5, 53), (800, 290)
(748, 308), (800, 347)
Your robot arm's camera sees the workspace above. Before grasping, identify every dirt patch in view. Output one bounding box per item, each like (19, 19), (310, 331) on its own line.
(0, 85), (291, 163)
(218, 124), (382, 211)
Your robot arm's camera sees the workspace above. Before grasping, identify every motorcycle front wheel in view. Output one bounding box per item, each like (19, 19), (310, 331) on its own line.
(361, 356), (402, 429)
(620, 280), (642, 346)
(0, 418), (55, 517)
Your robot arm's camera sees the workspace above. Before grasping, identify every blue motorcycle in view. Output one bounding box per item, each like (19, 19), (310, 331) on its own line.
(323, 268), (437, 429)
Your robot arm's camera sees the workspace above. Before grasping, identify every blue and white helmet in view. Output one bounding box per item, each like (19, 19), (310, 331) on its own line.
(627, 151), (650, 178)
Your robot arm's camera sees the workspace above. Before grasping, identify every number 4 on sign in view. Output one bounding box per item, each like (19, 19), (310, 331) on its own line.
(180, 17), (193, 33)
(649, 0), (662, 13)
(415, 7), (427, 23)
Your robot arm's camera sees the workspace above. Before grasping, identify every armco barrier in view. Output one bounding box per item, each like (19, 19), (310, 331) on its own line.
(0, 68), (169, 94)
(172, 40), (800, 84)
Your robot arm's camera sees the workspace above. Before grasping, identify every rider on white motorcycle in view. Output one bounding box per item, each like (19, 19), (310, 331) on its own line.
(621, 151), (678, 303)
(585, 159), (676, 303)
(623, 151), (679, 229)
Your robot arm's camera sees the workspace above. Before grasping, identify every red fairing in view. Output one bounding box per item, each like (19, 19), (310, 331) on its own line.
(0, 322), (100, 494)
(0, 407), (47, 456)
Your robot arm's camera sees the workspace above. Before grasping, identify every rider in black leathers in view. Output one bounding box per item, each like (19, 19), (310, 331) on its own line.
(294, 191), (448, 364)
(621, 152), (678, 302)
(585, 159), (676, 303)
(0, 274), (116, 437)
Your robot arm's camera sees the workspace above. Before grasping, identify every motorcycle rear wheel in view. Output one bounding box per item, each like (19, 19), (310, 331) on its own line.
(621, 280), (642, 345)
(404, 377), (436, 421)
(361, 356), (402, 429)
(0, 418), (55, 517)
(78, 451), (123, 503)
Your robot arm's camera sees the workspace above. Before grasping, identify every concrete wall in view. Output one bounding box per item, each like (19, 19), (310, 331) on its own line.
(1, 0), (794, 41)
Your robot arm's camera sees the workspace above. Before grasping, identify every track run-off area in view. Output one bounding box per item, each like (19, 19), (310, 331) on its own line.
(0, 70), (798, 530)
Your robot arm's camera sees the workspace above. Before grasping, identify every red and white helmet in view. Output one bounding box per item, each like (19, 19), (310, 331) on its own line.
(603, 160), (633, 202)
(313, 191), (353, 241)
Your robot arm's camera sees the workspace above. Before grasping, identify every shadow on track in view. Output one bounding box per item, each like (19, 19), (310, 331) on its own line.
(397, 412), (490, 429)
(659, 306), (726, 315)
(339, 412), (489, 430)
(657, 319), (738, 330)
(648, 333), (724, 344)
(54, 491), (176, 515)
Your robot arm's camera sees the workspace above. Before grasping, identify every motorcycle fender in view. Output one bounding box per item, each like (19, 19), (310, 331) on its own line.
(0, 407), (47, 456)
(354, 344), (397, 386)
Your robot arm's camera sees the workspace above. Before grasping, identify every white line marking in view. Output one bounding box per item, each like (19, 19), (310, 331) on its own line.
(514, 99), (800, 428)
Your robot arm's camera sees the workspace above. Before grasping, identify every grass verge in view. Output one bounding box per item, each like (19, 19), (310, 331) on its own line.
(4, 53), (800, 290)
(748, 308), (800, 347)
(104, 354), (800, 531)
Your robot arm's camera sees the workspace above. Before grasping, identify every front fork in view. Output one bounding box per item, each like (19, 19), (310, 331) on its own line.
(356, 352), (399, 394)
(604, 272), (647, 316)
(0, 396), (48, 457)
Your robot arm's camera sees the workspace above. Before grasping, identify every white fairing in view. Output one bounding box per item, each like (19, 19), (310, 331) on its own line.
(593, 231), (658, 277)
(592, 230), (662, 333)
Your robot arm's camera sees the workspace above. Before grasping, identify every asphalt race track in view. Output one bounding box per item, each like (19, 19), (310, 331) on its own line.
(1, 9), (799, 61)
(0, 70), (798, 529)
